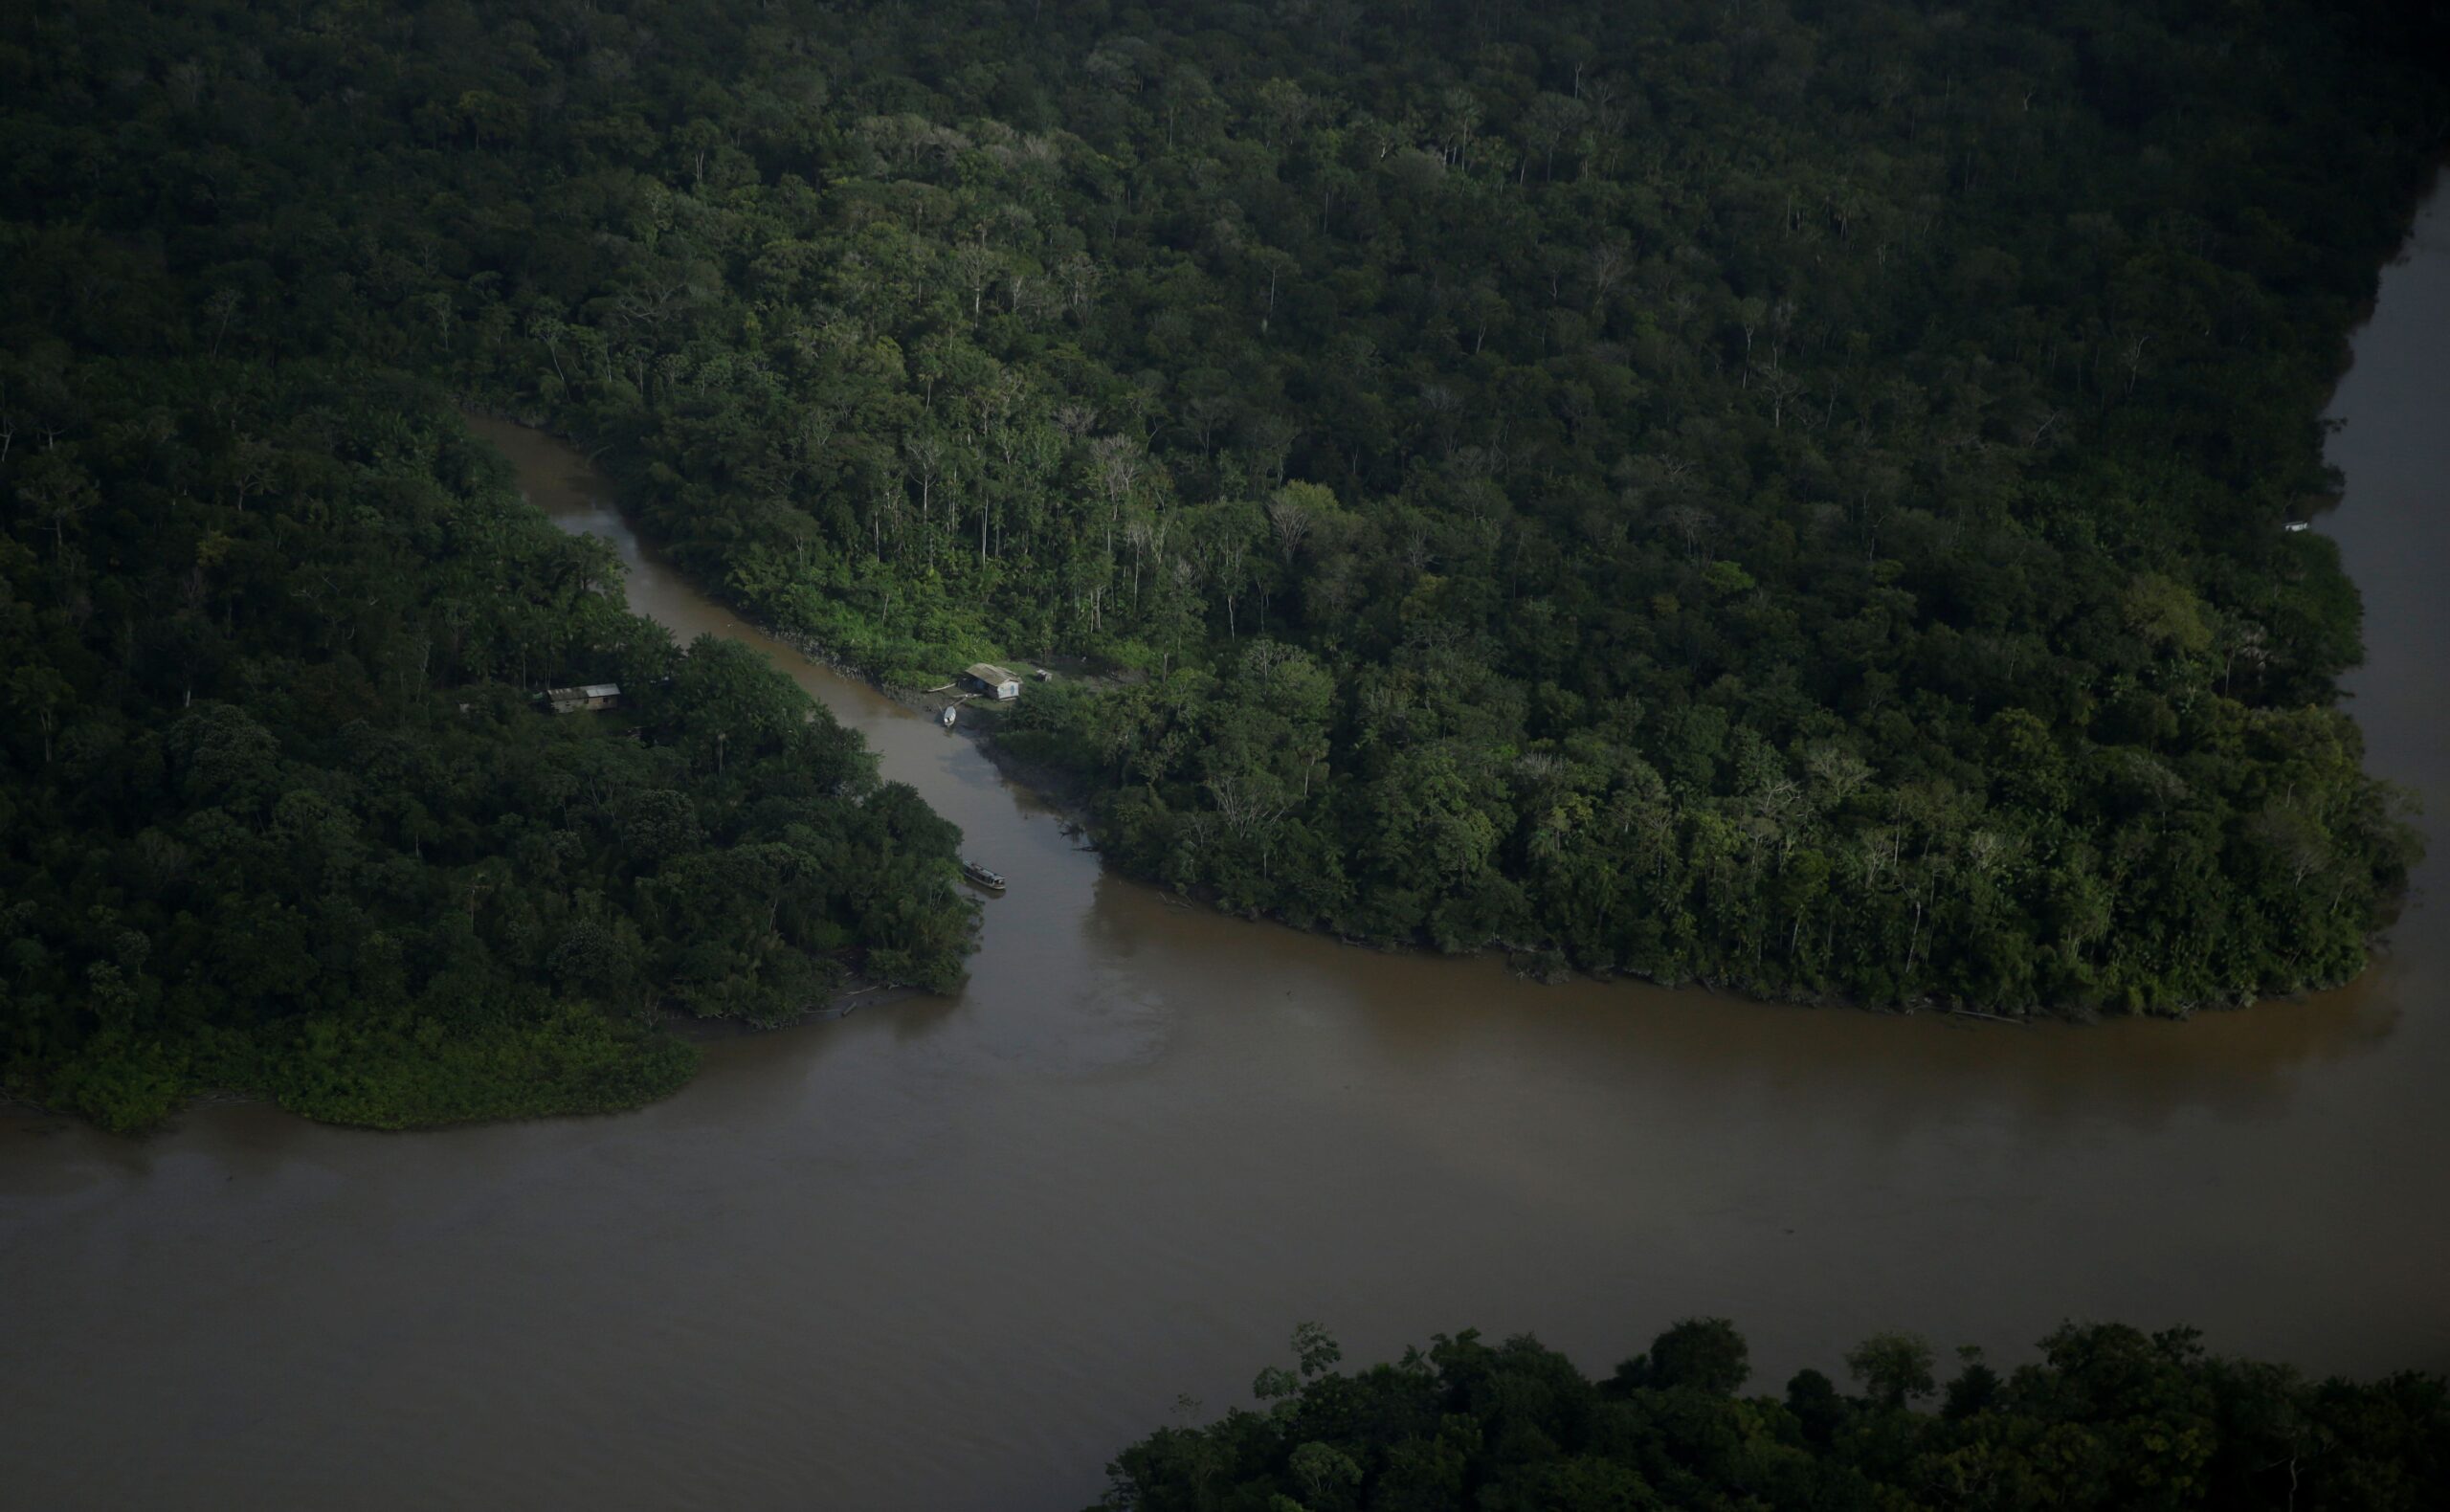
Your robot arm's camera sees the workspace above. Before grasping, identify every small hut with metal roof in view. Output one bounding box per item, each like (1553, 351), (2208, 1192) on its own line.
(966, 663), (1020, 700)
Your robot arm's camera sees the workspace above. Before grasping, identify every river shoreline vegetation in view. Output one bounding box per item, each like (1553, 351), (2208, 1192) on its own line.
(0, 360), (973, 1132)
(1095, 1320), (2448, 1510)
(0, 1), (2445, 1131)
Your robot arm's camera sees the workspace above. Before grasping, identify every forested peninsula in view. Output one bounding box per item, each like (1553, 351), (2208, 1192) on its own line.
(3, 0), (2445, 1129)
(0, 357), (973, 1130)
(1092, 1319), (2448, 1510)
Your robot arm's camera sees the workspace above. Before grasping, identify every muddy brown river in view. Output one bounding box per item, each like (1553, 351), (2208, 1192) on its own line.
(7, 180), (2448, 1509)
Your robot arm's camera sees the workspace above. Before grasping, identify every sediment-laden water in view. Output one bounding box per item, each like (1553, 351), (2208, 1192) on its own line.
(4, 180), (2444, 1512)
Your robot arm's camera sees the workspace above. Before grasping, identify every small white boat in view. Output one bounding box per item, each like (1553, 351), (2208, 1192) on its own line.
(941, 703), (958, 728)
(960, 860), (1007, 893)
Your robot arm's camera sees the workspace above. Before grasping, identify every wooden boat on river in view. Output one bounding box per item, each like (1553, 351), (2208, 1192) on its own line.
(960, 860), (1007, 893)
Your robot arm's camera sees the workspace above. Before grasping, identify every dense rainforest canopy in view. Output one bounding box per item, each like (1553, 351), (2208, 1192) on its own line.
(1091, 1319), (2449, 1510)
(0, 16), (1008, 1132)
(0, 353), (973, 1130)
(2, 0), (2445, 1124)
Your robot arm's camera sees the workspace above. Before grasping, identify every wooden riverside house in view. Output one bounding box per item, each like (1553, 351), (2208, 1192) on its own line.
(541, 683), (622, 714)
(966, 663), (1021, 700)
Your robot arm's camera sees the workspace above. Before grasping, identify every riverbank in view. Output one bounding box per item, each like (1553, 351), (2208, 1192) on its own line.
(15, 212), (2450, 1501)
(658, 977), (928, 1042)
(481, 398), (2388, 1027)
(1, 961), (920, 1134)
